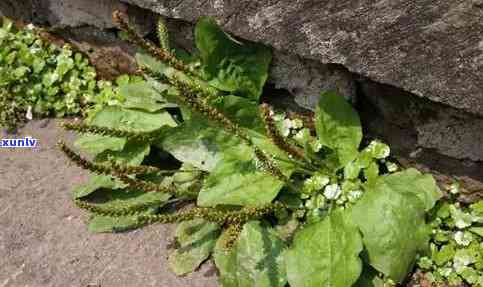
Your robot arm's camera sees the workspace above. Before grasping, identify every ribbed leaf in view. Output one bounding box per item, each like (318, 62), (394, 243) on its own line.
(168, 219), (221, 275)
(286, 209), (363, 287)
(214, 221), (287, 287)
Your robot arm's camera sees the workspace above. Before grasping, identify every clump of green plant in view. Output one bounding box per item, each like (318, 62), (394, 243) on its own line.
(59, 11), (449, 286)
(417, 183), (483, 286)
(0, 17), (141, 131)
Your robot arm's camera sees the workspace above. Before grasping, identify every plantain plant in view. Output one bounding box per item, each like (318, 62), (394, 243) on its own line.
(59, 11), (450, 287)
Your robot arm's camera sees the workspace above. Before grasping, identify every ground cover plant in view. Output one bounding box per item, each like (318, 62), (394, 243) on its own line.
(417, 184), (483, 286)
(57, 11), (482, 287)
(0, 16), (143, 131)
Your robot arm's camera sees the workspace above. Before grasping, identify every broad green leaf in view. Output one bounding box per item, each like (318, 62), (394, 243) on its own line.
(87, 189), (171, 233)
(350, 169), (440, 282)
(470, 227), (483, 237)
(72, 174), (126, 199)
(135, 52), (216, 103)
(197, 146), (284, 207)
(118, 81), (175, 112)
(76, 106), (176, 155)
(88, 106), (177, 132)
(376, 168), (442, 212)
(315, 91), (362, 167)
(74, 134), (126, 155)
(159, 95), (262, 171)
(162, 163), (204, 197)
(135, 52), (168, 75)
(286, 209), (363, 287)
(195, 17), (271, 101)
(353, 265), (385, 287)
(160, 114), (241, 171)
(212, 95), (264, 132)
(214, 221), (287, 287)
(88, 215), (142, 233)
(168, 219), (220, 275)
(197, 133), (295, 207)
(95, 140), (150, 166)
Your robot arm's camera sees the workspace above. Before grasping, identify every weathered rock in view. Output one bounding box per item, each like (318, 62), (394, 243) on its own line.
(0, 0), (155, 35)
(269, 51), (356, 109)
(358, 80), (483, 197)
(0, 0), (33, 21)
(359, 81), (483, 162)
(120, 0), (483, 117)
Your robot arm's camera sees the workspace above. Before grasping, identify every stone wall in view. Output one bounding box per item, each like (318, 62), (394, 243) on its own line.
(1, 0), (482, 196)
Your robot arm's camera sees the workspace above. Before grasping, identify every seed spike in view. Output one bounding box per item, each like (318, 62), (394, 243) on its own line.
(61, 122), (159, 142)
(134, 202), (286, 226)
(157, 17), (170, 51)
(112, 10), (194, 76)
(58, 141), (158, 176)
(260, 103), (306, 161)
(75, 198), (164, 217)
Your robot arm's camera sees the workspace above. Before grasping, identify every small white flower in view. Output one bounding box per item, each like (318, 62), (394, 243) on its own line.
(454, 231), (473, 246)
(347, 190), (363, 202)
(272, 113), (285, 122)
(366, 141), (390, 159)
(26, 23), (35, 30)
(324, 184), (342, 200)
(386, 162), (398, 173)
(450, 205), (473, 229)
(449, 182), (460, 194)
(303, 174), (329, 194)
(453, 250), (474, 273)
(294, 130), (304, 140)
(292, 118), (304, 129)
(282, 118), (293, 130)
(26, 106), (33, 120)
(312, 141), (323, 152)
(439, 267), (453, 277)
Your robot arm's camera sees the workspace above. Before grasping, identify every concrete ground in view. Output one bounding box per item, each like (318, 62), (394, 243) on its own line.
(0, 119), (218, 287)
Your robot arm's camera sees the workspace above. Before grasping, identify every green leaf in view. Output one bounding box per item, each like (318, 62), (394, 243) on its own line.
(350, 169), (441, 282)
(160, 114), (241, 171)
(168, 219), (220, 275)
(197, 133), (295, 207)
(377, 168), (442, 212)
(87, 189), (171, 233)
(72, 174), (126, 199)
(197, 146), (284, 207)
(135, 52), (169, 75)
(195, 17), (271, 101)
(166, 163), (204, 196)
(76, 106), (176, 155)
(95, 140), (150, 166)
(88, 215), (141, 233)
(159, 95), (262, 171)
(314, 91), (362, 167)
(432, 244), (456, 266)
(286, 209), (363, 287)
(118, 81), (175, 112)
(213, 95), (264, 132)
(470, 227), (483, 237)
(88, 106), (177, 132)
(74, 134), (126, 155)
(214, 221), (287, 287)
(353, 265), (385, 287)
